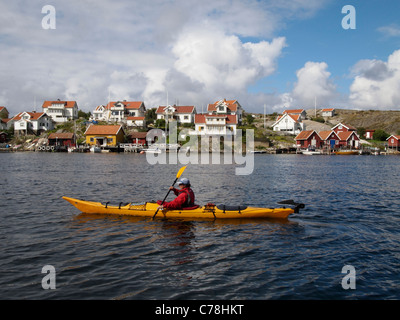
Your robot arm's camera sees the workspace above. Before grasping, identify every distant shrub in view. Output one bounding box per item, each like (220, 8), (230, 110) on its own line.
(373, 129), (390, 141)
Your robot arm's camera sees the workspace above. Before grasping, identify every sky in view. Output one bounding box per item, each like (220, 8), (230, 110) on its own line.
(1, 0), (400, 115)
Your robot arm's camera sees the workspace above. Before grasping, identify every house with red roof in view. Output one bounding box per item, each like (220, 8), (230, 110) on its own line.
(387, 135), (400, 150)
(207, 99), (243, 124)
(295, 130), (322, 149)
(336, 131), (360, 149)
(194, 114), (238, 135)
(48, 132), (76, 147)
(283, 109), (307, 121)
(107, 101), (146, 126)
(13, 111), (54, 135)
(272, 113), (305, 135)
(318, 130), (340, 149)
(156, 105), (196, 124)
(84, 125), (125, 146)
(321, 108), (335, 117)
(42, 100), (78, 123)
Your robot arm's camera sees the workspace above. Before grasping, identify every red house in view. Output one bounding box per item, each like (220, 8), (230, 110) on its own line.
(127, 132), (148, 146)
(318, 130), (340, 149)
(387, 135), (400, 150)
(48, 133), (76, 147)
(295, 130), (322, 149)
(337, 131), (360, 149)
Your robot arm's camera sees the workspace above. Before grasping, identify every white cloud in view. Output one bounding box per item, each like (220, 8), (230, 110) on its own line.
(291, 61), (337, 107)
(377, 24), (400, 38)
(349, 50), (400, 109)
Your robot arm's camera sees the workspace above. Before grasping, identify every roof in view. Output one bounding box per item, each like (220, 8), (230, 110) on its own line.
(322, 108), (335, 112)
(194, 114), (237, 124)
(106, 101), (144, 110)
(283, 109), (305, 114)
(42, 101), (77, 109)
(272, 113), (300, 126)
(128, 132), (148, 139)
(13, 112), (48, 121)
(156, 105), (195, 114)
(387, 135), (400, 140)
(0, 106), (8, 112)
(295, 130), (318, 140)
(337, 131), (359, 141)
(48, 132), (75, 140)
(207, 99), (239, 112)
(318, 130), (339, 140)
(85, 125), (124, 135)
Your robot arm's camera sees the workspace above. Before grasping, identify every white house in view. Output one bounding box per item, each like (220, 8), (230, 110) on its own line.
(92, 105), (108, 121)
(193, 114), (237, 136)
(272, 113), (305, 134)
(91, 101), (146, 127)
(207, 99), (243, 124)
(321, 108), (335, 117)
(13, 112), (54, 135)
(42, 100), (78, 123)
(156, 105), (196, 124)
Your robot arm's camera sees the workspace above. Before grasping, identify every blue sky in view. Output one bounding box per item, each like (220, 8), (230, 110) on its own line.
(1, 0), (400, 115)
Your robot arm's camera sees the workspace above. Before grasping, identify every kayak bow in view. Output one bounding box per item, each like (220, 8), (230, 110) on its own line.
(62, 196), (305, 220)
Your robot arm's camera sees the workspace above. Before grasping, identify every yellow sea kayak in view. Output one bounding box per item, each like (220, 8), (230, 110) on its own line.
(63, 196), (304, 220)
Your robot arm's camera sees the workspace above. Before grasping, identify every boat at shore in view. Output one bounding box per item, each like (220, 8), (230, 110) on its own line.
(302, 150), (321, 155)
(63, 196), (305, 220)
(334, 150), (359, 155)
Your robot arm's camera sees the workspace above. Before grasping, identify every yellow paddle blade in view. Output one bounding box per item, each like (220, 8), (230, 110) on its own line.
(176, 166), (187, 179)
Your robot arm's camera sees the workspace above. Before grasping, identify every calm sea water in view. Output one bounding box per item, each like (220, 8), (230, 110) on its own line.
(1, 152), (400, 300)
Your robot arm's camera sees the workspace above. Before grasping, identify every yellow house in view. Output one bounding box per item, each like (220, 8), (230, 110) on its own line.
(85, 124), (125, 146)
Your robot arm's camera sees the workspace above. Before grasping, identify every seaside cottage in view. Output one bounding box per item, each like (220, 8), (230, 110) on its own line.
(194, 114), (238, 135)
(295, 130), (322, 149)
(85, 125), (125, 147)
(337, 131), (360, 149)
(273, 113), (305, 135)
(365, 129), (375, 140)
(13, 111), (54, 136)
(48, 132), (76, 147)
(318, 130), (340, 149)
(387, 135), (400, 150)
(126, 131), (148, 146)
(156, 105), (196, 124)
(321, 108), (335, 117)
(207, 99), (243, 124)
(42, 100), (78, 123)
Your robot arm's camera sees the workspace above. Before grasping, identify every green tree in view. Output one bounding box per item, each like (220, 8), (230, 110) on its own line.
(373, 129), (390, 141)
(145, 108), (156, 125)
(357, 127), (366, 138)
(246, 114), (254, 125)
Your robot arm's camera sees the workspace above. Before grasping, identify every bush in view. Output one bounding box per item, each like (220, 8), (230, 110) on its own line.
(373, 129), (390, 141)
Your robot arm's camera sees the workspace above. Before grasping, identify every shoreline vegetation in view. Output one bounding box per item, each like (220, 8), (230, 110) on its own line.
(1, 108), (400, 154)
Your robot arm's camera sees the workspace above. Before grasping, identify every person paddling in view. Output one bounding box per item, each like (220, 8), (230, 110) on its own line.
(157, 178), (195, 210)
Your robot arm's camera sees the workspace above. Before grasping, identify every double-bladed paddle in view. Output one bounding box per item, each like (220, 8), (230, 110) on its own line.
(152, 166), (187, 220)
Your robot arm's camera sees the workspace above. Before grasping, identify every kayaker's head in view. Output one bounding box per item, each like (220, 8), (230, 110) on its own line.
(178, 178), (190, 188)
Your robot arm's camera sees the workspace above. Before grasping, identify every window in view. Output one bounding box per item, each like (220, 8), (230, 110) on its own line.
(90, 137), (94, 142)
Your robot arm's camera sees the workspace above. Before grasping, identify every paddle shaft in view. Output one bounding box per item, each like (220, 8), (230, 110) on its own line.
(152, 177), (178, 219)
